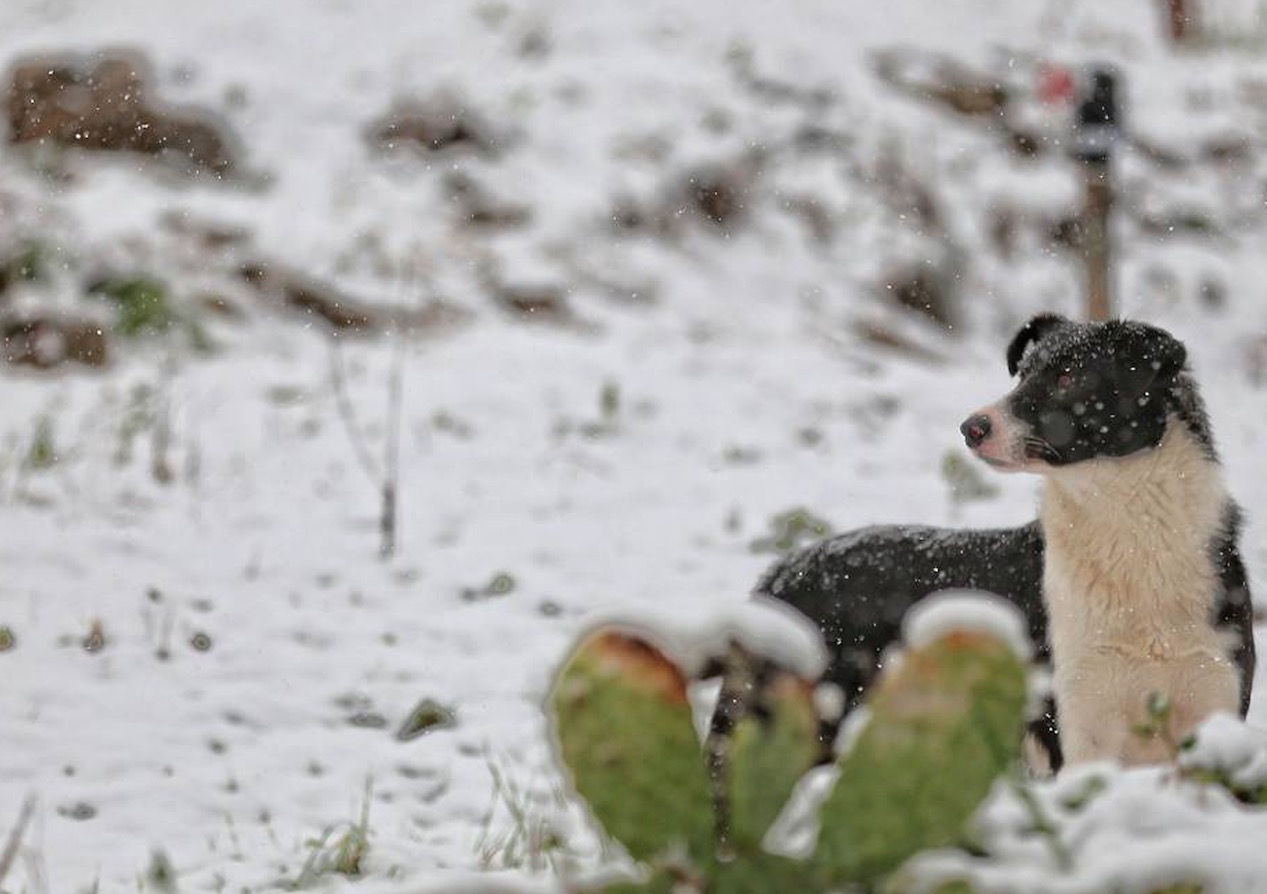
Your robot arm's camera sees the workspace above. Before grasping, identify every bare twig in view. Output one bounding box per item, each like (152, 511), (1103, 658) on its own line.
(379, 250), (430, 559)
(328, 248), (431, 559)
(328, 336), (383, 485)
(151, 343), (177, 486)
(0, 795), (36, 889)
(380, 309), (407, 559)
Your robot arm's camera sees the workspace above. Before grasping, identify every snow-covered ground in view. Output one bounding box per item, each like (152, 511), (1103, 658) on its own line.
(4, 0), (1267, 891)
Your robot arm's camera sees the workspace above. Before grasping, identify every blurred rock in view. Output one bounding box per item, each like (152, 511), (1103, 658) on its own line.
(852, 319), (946, 364)
(873, 48), (1008, 120)
(490, 279), (570, 320)
(368, 97), (501, 156)
(882, 267), (955, 329)
(687, 164), (750, 229)
(238, 260), (470, 334)
(7, 52), (238, 176)
(1, 314), (108, 368)
(609, 154), (763, 241)
(444, 172), (530, 229)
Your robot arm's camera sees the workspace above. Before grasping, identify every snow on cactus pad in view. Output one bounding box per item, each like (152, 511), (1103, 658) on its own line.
(815, 590), (1032, 885)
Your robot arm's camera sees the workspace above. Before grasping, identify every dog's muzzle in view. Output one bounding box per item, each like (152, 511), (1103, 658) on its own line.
(960, 414), (992, 449)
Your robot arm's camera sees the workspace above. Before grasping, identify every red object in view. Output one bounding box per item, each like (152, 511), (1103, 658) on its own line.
(1037, 64), (1075, 106)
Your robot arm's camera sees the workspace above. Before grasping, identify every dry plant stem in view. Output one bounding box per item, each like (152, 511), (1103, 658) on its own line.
(328, 336), (383, 485)
(329, 335), (396, 559)
(328, 250), (427, 559)
(380, 322), (406, 559)
(0, 795), (36, 888)
(151, 344), (177, 485)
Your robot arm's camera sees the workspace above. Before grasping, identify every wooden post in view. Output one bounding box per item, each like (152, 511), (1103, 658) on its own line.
(1083, 166), (1113, 321)
(1168, 0), (1197, 43)
(1072, 68), (1119, 322)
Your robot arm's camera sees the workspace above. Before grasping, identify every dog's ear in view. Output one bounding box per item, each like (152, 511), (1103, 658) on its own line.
(1006, 313), (1068, 376)
(1152, 329), (1187, 381)
(1117, 322), (1187, 385)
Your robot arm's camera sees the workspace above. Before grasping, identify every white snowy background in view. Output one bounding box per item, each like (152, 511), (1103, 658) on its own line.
(3, 0), (1267, 891)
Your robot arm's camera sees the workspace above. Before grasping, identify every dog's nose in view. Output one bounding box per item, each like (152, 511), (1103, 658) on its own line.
(961, 414), (992, 448)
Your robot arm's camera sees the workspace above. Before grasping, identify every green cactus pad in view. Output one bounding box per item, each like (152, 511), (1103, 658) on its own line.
(727, 672), (821, 854)
(592, 872), (678, 894)
(712, 852), (821, 894)
(591, 855), (819, 894)
(551, 629), (714, 864)
(815, 630), (1028, 885)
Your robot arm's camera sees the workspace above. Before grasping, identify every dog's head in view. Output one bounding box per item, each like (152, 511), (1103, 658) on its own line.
(961, 314), (1188, 472)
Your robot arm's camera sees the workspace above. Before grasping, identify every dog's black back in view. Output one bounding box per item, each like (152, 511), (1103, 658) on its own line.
(757, 521), (1061, 766)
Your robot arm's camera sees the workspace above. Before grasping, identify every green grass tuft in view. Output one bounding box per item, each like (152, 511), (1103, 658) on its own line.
(290, 777), (373, 888)
(89, 276), (174, 337)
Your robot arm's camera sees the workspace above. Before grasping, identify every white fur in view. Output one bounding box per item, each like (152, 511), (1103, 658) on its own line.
(1039, 418), (1240, 765)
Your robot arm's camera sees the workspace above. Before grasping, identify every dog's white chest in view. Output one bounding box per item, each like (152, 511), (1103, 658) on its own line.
(1039, 424), (1239, 765)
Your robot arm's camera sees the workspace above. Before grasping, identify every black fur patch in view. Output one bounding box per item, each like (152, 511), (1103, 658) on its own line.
(1210, 503), (1257, 715)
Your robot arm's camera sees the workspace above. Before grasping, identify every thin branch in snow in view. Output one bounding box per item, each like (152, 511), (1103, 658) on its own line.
(328, 247), (432, 558)
(379, 248), (435, 559)
(380, 291), (408, 559)
(0, 795), (36, 889)
(328, 335), (383, 486)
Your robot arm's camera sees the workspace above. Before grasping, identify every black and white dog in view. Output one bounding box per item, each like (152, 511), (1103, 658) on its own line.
(753, 313), (1255, 770)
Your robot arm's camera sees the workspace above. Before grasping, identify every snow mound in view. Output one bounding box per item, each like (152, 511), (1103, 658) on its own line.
(902, 589), (1035, 662)
(1180, 712), (1267, 793)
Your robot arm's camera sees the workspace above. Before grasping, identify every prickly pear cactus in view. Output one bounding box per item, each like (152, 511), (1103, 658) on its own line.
(815, 629), (1029, 885)
(549, 602), (1032, 894)
(551, 630), (714, 864)
(725, 668), (821, 855)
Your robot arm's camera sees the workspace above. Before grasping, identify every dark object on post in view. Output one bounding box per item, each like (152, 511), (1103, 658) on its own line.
(1072, 70), (1119, 167)
(1072, 69), (1120, 322)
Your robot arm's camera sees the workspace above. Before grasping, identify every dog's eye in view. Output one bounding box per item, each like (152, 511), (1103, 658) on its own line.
(1056, 373), (1074, 390)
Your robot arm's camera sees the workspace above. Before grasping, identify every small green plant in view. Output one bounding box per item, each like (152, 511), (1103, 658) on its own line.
(144, 849), (177, 892)
(748, 507), (833, 554)
(1177, 715), (1267, 805)
(88, 276), (174, 337)
(432, 409), (475, 439)
(942, 451), (999, 505)
(290, 777), (373, 888)
(1131, 691), (1182, 758)
(599, 380), (620, 427)
(2, 239), (48, 284)
(475, 758), (573, 872)
(575, 380), (623, 438)
(24, 416), (57, 472)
